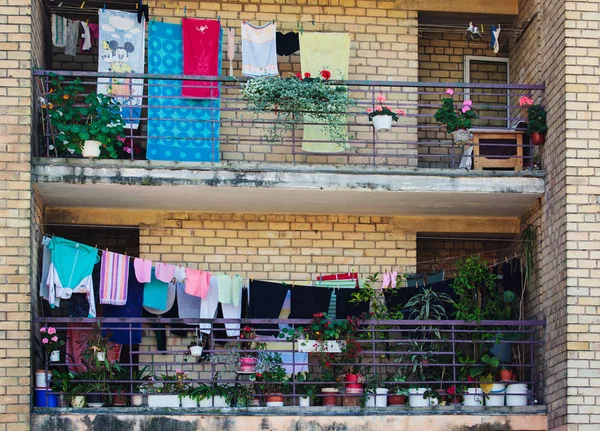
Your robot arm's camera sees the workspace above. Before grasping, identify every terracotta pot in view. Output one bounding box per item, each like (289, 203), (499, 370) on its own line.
(265, 393), (285, 403)
(500, 369), (513, 381)
(530, 132), (545, 145)
(387, 394), (406, 405)
(321, 388), (338, 407)
(344, 374), (363, 390)
(112, 394), (128, 407)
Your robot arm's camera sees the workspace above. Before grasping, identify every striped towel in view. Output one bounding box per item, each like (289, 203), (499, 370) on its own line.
(99, 251), (130, 305)
(51, 14), (67, 48)
(241, 21), (278, 77)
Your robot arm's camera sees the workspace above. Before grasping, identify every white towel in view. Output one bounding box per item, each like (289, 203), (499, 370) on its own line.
(65, 20), (80, 56)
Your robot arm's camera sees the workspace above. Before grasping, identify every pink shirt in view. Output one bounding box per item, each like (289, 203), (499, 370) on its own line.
(133, 258), (152, 283)
(185, 268), (212, 299)
(155, 263), (176, 283)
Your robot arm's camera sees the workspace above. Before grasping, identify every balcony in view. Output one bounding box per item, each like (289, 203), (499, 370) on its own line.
(32, 70), (545, 218)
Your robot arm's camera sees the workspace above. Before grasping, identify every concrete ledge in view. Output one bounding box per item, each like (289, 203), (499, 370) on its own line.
(33, 407), (548, 431)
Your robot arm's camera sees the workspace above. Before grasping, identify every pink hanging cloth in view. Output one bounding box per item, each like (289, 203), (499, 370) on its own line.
(181, 18), (222, 99)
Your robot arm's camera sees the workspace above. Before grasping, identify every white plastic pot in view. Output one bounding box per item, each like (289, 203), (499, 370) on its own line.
(375, 388), (389, 407)
(408, 388), (430, 407)
(373, 115), (393, 132)
(189, 345), (203, 357)
(299, 396), (310, 407)
(49, 350), (60, 362)
(505, 384), (528, 406)
(463, 388), (484, 407)
(181, 396), (198, 408)
(198, 395), (228, 408)
(131, 394), (144, 407)
(35, 370), (52, 388)
(485, 383), (506, 407)
(82, 140), (102, 158)
(96, 352), (106, 362)
(71, 395), (85, 408)
(148, 394), (180, 408)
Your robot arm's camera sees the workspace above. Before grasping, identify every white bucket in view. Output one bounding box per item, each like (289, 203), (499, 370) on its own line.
(408, 388), (430, 407)
(131, 394), (144, 406)
(299, 396), (310, 407)
(373, 115), (393, 133)
(463, 388), (484, 407)
(485, 383), (506, 407)
(505, 384), (528, 406)
(375, 388), (389, 407)
(82, 140), (102, 158)
(181, 396), (198, 408)
(199, 396), (228, 408)
(35, 370), (52, 388)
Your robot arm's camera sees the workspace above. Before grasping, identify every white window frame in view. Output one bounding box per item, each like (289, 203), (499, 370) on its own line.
(463, 56), (511, 128)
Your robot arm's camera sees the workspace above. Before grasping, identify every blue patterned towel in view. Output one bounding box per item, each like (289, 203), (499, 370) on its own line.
(146, 22), (222, 162)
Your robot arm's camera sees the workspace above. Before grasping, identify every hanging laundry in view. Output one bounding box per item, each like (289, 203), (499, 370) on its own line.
(97, 9), (145, 130)
(143, 269), (171, 313)
(65, 19), (81, 56)
(426, 270), (445, 285)
(318, 272), (359, 288)
(103, 260), (144, 345)
(241, 21), (278, 77)
(134, 257), (152, 283)
(39, 236), (58, 307)
(227, 27), (235, 76)
(299, 32), (350, 153)
(315, 277), (357, 318)
(137, 1), (149, 23)
(88, 23), (99, 41)
(280, 351), (309, 375)
(146, 22), (221, 162)
(99, 251), (129, 305)
(217, 274), (233, 304)
(199, 276), (220, 334)
(68, 293), (91, 318)
(288, 285), (332, 319)
(335, 288), (369, 319)
(81, 22), (92, 51)
(185, 268), (212, 299)
(174, 266), (187, 283)
(220, 276), (243, 336)
(492, 24), (501, 54)
(155, 262), (176, 283)
(51, 15), (67, 48)
(176, 282), (201, 325)
(66, 323), (122, 373)
(248, 280), (289, 336)
(276, 31), (299, 56)
(181, 18), (222, 99)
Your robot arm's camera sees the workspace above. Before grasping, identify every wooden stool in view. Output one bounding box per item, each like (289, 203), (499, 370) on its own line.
(470, 129), (525, 171)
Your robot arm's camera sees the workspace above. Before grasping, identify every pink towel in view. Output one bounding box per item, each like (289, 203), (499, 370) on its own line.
(185, 268), (212, 299)
(182, 18), (221, 99)
(99, 251), (129, 305)
(155, 262), (176, 283)
(134, 258), (152, 283)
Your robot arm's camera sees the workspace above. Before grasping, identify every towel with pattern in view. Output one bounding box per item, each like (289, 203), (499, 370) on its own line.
(99, 251), (129, 305)
(241, 21), (278, 77)
(182, 18), (222, 99)
(51, 15), (67, 48)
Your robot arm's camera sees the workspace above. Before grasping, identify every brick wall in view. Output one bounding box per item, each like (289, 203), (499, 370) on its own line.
(418, 32), (509, 168)
(46, 0), (419, 167)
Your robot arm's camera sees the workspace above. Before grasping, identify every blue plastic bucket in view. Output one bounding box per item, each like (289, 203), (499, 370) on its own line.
(34, 388), (58, 407)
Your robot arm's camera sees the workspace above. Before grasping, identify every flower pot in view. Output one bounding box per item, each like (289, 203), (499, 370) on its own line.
(71, 395), (86, 408)
(299, 396), (311, 407)
(96, 352), (106, 362)
(388, 394), (406, 406)
(82, 140), (102, 158)
(181, 395), (198, 408)
(86, 393), (105, 407)
(343, 387), (363, 407)
(265, 393), (285, 407)
(237, 356), (258, 373)
(148, 394), (180, 408)
(375, 388), (389, 407)
(49, 350), (60, 363)
(373, 115), (393, 132)
(408, 388), (430, 407)
(485, 383), (506, 407)
(344, 373), (363, 390)
(131, 394), (144, 407)
(321, 388), (339, 407)
(298, 339), (343, 353)
(34, 388), (58, 407)
(199, 395), (228, 408)
(505, 383), (528, 406)
(463, 388), (484, 407)
(35, 370), (52, 388)
(112, 394), (128, 407)
(500, 369), (513, 381)
(451, 129), (470, 144)
(530, 132), (545, 145)
(189, 345), (203, 357)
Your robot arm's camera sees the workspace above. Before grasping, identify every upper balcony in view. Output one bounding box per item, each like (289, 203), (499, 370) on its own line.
(32, 70), (545, 218)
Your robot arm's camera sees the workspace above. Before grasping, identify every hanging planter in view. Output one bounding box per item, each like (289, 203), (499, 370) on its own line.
(189, 345), (203, 357)
(530, 132), (545, 146)
(297, 339), (344, 353)
(373, 115), (393, 132)
(520, 97), (547, 146)
(367, 94), (406, 133)
(82, 140), (102, 158)
(237, 356), (258, 373)
(49, 350), (60, 362)
(434, 89), (477, 145)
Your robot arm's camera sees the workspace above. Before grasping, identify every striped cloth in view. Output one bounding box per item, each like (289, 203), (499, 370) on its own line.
(241, 21), (278, 77)
(99, 251), (130, 305)
(51, 14), (67, 48)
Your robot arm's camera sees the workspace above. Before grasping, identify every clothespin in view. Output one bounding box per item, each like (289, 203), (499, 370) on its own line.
(136, 2), (138, 9)
(102, 4), (106, 12)
(80, 1), (85, 8)
(86, 18), (89, 24)
(312, 19), (315, 25)
(58, 2), (62, 7)
(217, 15), (220, 21)
(481, 24), (484, 32)
(272, 19), (275, 24)
(184, 6), (186, 17)
(176, 3), (179, 13)
(505, 256), (509, 263)
(300, 23), (304, 35)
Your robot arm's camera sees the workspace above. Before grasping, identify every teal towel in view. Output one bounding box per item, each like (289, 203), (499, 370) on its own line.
(143, 270), (169, 311)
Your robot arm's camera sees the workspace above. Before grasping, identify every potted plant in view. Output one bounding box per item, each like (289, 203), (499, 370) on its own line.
(189, 377), (231, 408)
(434, 88), (477, 144)
(367, 93), (406, 132)
(69, 369), (111, 407)
(295, 372), (317, 407)
(40, 326), (64, 362)
(236, 326), (266, 373)
(146, 370), (188, 408)
(130, 366), (152, 407)
(242, 70), (356, 148)
(227, 384), (254, 408)
(252, 353), (291, 406)
(520, 96), (547, 145)
(50, 370), (74, 407)
(387, 374), (409, 406)
(187, 331), (205, 358)
(500, 366), (513, 382)
(364, 374), (388, 407)
(82, 323), (110, 363)
(44, 73), (126, 158)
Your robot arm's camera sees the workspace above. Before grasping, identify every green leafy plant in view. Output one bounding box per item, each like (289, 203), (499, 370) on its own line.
(367, 93), (406, 121)
(252, 353), (291, 395)
(526, 105), (547, 135)
(45, 74), (125, 158)
(242, 71), (356, 148)
(146, 370), (189, 394)
(295, 372), (318, 401)
(227, 384), (254, 408)
(387, 373), (409, 396)
(405, 287), (453, 321)
(434, 89), (477, 134)
(451, 256), (501, 322)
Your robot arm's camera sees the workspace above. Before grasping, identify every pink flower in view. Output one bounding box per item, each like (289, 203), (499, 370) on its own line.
(464, 99), (473, 107)
(519, 96), (534, 106)
(40, 327), (46, 333)
(123, 146), (132, 154)
(396, 109), (406, 116)
(375, 106), (382, 111)
(461, 106), (471, 113)
(445, 88), (454, 96)
(176, 369), (182, 374)
(51, 336), (58, 342)
(366, 107), (373, 113)
(375, 93), (386, 103)
(42, 338), (49, 344)
(47, 327), (56, 335)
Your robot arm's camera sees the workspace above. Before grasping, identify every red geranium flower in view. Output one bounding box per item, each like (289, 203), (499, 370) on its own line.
(304, 72), (311, 79)
(320, 69), (331, 80)
(295, 72), (302, 79)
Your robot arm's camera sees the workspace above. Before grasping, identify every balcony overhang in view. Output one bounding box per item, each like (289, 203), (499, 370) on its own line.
(398, 0), (518, 15)
(33, 158), (544, 220)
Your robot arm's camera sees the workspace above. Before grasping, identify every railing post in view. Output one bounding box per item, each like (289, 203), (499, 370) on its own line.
(371, 86), (377, 168)
(530, 328), (535, 405)
(451, 323), (457, 405)
(292, 114), (296, 166)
